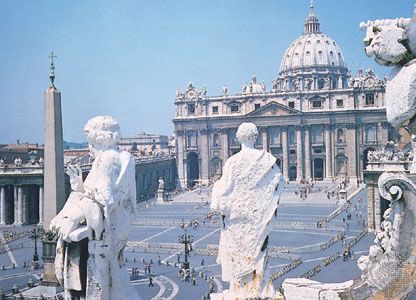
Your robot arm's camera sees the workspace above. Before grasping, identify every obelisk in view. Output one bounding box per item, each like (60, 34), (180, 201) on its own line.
(43, 52), (65, 230)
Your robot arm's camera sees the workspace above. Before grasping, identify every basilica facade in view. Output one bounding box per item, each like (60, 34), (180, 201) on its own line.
(173, 5), (393, 188)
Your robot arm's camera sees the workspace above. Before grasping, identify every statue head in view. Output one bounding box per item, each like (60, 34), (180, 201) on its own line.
(362, 24), (407, 66)
(236, 122), (258, 147)
(84, 116), (120, 157)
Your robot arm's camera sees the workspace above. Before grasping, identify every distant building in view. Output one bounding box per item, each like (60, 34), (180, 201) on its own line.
(119, 133), (172, 156)
(173, 4), (395, 188)
(0, 155), (177, 226)
(0, 143), (44, 166)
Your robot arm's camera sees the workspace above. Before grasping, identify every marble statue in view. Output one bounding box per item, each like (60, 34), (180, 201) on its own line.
(158, 177), (165, 191)
(14, 157), (22, 167)
(0, 158), (4, 167)
(305, 78), (313, 90)
(360, 11), (416, 172)
(210, 122), (284, 300)
(223, 85), (228, 95)
(50, 116), (139, 300)
(260, 81), (266, 92)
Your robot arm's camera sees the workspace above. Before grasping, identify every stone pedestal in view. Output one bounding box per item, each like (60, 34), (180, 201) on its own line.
(22, 236), (63, 299)
(156, 189), (165, 203)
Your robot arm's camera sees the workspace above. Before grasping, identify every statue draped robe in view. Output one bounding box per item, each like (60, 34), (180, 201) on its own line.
(52, 150), (138, 299)
(211, 148), (283, 296)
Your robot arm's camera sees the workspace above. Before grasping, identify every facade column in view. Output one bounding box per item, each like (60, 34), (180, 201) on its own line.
(0, 186), (5, 225)
(176, 130), (186, 188)
(296, 127), (303, 181)
(262, 128), (268, 151)
(199, 129), (210, 185)
(325, 125), (332, 179)
(221, 129), (229, 162)
(346, 124), (357, 181)
(304, 126), (312, 179)
(282, 128), (289, 180)
(38, 185), (44, 225)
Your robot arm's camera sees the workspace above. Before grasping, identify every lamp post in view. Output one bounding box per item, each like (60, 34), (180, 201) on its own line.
(178, 229), (193, 270)
(29, 225), (44, 268)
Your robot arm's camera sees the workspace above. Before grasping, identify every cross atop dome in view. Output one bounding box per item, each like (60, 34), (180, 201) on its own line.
(304, 0), (321, 34)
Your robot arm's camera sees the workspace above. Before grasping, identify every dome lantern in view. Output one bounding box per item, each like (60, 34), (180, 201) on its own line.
(304, 0), (321, 34)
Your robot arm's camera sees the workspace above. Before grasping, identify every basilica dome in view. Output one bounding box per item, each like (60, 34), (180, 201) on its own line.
(279, 5), (347, 76)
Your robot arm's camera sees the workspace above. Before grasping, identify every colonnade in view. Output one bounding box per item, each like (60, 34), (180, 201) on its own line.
(0, 184), (43, 226)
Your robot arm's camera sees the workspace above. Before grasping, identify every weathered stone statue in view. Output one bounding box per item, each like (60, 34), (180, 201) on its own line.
(50, 116), (139, 299)
(158, 177), (165, 191)
(210, 122), (284, 300)
(360, 9), (416, 172)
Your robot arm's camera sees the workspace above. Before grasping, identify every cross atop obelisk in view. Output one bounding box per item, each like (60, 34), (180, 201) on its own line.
(48, 52), (57, 88)
(43, 52), (65, 229)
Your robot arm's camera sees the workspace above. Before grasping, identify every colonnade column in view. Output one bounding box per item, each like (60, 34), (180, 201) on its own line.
(14, 185), (23, 226)
(296, 127), (303, 181)
(0, 186), (5, 225)
(325, 125), (332, 179)
(38, 185), (44, 225)
(13, 186), (18, 225)
(304, 126), (311, 179)
(22, 186), (28, 225)
(282, 128), (289, 180)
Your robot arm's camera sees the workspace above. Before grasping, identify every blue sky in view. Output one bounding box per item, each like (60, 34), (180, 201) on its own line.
(0, 0), (412, 143)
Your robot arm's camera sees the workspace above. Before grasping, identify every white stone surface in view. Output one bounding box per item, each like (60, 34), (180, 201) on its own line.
(211, 122), (284, 299)
(282, 278), (353, 300)
(50, 116), (139, 300)
(361, 12), (416, 174)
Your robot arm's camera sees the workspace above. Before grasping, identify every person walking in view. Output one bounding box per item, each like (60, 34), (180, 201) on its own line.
(149, 276), (154, 287)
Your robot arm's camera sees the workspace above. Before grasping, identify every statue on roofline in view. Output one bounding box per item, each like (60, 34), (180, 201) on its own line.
(50, 116), (139, 299)
(210, 122), (284, 300)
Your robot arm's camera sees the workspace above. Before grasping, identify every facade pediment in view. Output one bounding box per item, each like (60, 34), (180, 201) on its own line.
(246, 101), (302, 117)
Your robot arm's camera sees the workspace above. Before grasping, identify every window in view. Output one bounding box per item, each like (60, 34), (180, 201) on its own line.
(312, 100), (322, 108)
(290, 149), (296, 155)
(213, 133), (219, 147)
(254, 103), (261, 110)
(337, 129), (344, 143)
(269, 127), (280, 145)
(187, 103), (195, 115)
(366, 127), (376, 143)
(212, 106), (219, 114)
(288, 101), (295, 108)
(332, 79), (337, 89)
(337, 99), (344, 107)
(231, 104), (239, 113)
(365, 93), (375, 106)
(314, 149), (322, 154)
